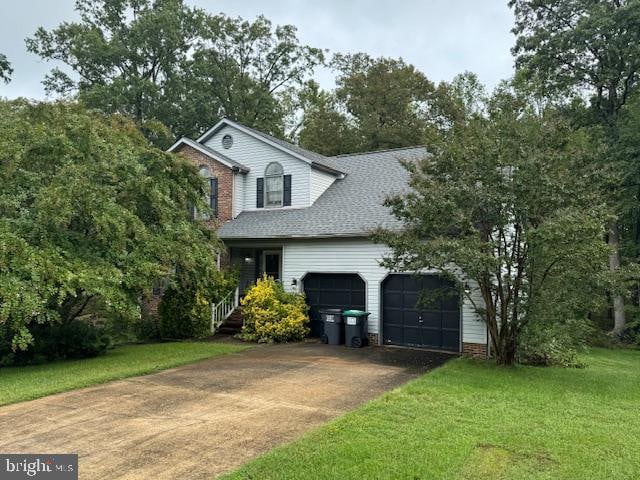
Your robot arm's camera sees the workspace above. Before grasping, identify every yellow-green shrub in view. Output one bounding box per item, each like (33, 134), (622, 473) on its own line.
(240, 275), (309, 343)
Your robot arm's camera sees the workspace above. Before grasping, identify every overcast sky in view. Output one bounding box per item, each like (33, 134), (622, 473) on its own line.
(0, 0), (516, 99)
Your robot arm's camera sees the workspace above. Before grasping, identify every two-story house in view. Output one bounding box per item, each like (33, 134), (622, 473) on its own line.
(168, 118), (488, 356)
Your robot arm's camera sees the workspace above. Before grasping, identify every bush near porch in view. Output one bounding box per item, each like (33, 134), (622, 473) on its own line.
(240, 275), (309, 343)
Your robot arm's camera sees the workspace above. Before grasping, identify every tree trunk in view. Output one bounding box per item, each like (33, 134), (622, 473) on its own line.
(492, 328), (518, 366)
(609, 224), (626, 334)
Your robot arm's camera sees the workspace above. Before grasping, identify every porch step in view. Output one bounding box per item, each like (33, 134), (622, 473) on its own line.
(217, 309), (244, 335)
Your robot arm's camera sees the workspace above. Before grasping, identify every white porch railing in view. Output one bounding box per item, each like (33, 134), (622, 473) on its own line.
(211, 286), (240, 333)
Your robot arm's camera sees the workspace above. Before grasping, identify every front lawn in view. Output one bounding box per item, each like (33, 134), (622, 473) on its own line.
(0, 341), (247, 406)
(224, 348), (640, 480)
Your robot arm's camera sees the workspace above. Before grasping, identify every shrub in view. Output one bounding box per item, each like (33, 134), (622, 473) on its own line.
(0, 320), (111, 366)
(159, 267), (237, 340)
(240, 275), (309, 343)
(517, 318), (591, 368)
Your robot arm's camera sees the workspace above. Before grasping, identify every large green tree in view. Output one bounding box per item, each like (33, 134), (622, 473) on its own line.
(26, 0), (203, 147)
(27, 1), (324, 145)
(511, 0), (640, 333)
(375, 86), (610, 365)
(181, 15), (325, 138)
(0, 99), (221, 351)
(298, 54), (434, 154)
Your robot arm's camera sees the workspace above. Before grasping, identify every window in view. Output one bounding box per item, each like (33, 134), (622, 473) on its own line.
(264, 162), (284, 208)
(197, 165), (216, 220)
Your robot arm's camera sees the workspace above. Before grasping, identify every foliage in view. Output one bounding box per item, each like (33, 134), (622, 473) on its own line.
(0, 320), (111, 366)
(0, 53), (11, 83)
(240, 275), (309, 343)
(27, 1), (324, 145)
(0, 342), (247, 406)
(0, 99), (222, 356)
(517, 319), (591, 368)
(183, 14), (325, 139)
(222, 349), (640, 480)
(511, 0), (640, 334)
(298, 54), (434, 154)
(159, 267), (237, 339)
(375, 85), (611, 365)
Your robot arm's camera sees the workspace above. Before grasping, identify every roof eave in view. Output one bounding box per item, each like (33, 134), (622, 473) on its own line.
(167, 137), (250, 173)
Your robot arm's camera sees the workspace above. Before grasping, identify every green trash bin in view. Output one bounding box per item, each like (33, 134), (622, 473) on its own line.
(342, 310), (370, 348)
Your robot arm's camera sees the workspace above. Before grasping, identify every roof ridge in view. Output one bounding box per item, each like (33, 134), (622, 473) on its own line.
(330, 145), (427, 158)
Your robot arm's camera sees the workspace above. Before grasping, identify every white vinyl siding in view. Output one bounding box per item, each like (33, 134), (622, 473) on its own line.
(282, 238), (487, 345)
(232, 172), (244, 218)
(204, 125), (311, 211)
(310, 169), (336, 204)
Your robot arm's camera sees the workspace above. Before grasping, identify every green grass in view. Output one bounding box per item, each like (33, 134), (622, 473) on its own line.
(0, 341), (247, 406)
(223, 348), (640, 480)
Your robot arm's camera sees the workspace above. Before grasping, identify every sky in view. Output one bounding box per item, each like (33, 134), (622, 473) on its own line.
(0, 0), (516, 99)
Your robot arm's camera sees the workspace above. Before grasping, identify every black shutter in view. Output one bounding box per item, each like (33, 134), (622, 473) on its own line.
(256, 177), (264, 208)
(283, 175), (292, 206)
(210, 177), (218, 218)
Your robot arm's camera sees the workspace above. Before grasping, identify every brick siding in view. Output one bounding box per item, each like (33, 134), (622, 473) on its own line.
(462, 342), (488, 358)
(174, 144), (234, 224)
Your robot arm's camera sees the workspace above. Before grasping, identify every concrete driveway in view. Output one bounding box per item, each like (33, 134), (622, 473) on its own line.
(0, 342), (452, 479)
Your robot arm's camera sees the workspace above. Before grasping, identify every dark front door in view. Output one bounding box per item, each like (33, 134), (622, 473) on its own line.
(263, 251), (281, 280)
(303, 273), (366, 337)
(382, 274), (460, 352)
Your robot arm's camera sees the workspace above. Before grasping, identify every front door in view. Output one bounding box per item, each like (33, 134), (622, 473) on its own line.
(262, 251), (281, 280)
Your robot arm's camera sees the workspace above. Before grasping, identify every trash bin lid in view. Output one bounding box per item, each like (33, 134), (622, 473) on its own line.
(320, 308), (344, 314)
(342, 309), (370, 317)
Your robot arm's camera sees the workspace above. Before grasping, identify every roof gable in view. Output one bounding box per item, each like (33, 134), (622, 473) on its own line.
(197, 118), (344, 176)
(168, 137), (250, 173)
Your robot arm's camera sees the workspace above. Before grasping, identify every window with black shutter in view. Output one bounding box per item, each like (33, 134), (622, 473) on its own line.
(256, 177), (264, 208)
(210, 177), (218, 218)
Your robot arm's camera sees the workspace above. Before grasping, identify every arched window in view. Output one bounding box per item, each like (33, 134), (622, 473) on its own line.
(264, 162), (284, 208)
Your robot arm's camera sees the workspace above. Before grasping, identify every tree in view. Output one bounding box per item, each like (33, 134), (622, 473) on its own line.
(181, 14), (325, 139)
(375, 87), (610, 365)
(26, 0), (203, 147)
(296, 81), (359, 156)
(511, 0), (640, 333)
(0, 99), (221, 352)
(27, 1), (324, 145)
(298, 54), (435, 154)
(0, 53), (12, 83)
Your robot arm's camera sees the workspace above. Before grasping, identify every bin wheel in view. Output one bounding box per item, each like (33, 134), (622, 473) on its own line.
(321, 334), (329, 344)
(351, 336), (363, 348)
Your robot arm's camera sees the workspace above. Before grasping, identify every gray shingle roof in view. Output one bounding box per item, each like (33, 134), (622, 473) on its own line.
(218, 146), (427, 240)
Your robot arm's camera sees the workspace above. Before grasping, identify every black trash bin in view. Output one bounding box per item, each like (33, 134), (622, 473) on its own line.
(320, 308), (344, 345)
(342, 310), (370, 348)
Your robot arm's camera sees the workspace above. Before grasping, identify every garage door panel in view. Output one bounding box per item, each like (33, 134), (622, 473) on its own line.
(422, 311), (441, 328)
(403, 327), (422, 346)
(442, 330), (460, 351)
(403, 310), (421, 327)
(422, 328), (444, 348)
(382, 274), (460, 352)
(352, 290), (366, 306)
(403, 292), (419, 309)
(442, 311), (460, 329)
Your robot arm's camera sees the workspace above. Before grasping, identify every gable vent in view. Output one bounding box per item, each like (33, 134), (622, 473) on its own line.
(222, 134), (233, 149)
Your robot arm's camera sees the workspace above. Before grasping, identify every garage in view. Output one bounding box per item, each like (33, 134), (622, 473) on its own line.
(382, 274), (460, 352)
(303, 273), (366, 337)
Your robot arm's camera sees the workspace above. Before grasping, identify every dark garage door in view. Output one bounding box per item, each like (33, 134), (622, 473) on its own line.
(303, 273), (366, 337)
(382, 275), (460, 352)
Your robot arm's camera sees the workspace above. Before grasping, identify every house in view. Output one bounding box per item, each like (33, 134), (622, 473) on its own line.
(168, 118), (488, 357)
